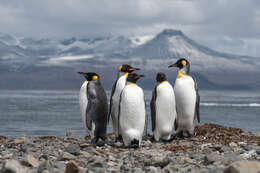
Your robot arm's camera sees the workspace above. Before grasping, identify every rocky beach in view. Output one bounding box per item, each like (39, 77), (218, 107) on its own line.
(0, 123), (260, 173)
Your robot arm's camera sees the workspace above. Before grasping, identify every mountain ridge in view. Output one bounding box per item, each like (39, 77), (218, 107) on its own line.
(0, 29), (259, 90)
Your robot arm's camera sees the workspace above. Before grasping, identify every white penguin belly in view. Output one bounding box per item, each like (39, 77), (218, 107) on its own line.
(79, 81), (95, 137)
(111, 75), (127, 136)
(120, 85), (146, 146)
(174, 77), (196, 133)
(154, 83), (176, 141)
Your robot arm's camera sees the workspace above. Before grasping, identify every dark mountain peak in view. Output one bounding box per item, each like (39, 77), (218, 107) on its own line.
(159, 29), (184, 37)
(61, 37), (77, 46)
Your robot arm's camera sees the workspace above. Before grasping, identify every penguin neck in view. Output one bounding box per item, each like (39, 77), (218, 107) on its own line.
(118, 72), (128, 78)
(159, 81), (168, 84)
(178, 67), (189, 78)
(126, 81), (136, 85)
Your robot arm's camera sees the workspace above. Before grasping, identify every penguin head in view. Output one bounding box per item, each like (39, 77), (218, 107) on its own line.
(156, 72), (167, 83)
(119, 64), (140, 73)
(127, 73), (144, 83)
(168, 58), (190, 74)
(78, 72), (99, 81)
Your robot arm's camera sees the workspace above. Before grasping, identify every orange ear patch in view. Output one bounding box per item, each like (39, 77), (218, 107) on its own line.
(92, 75), (98, 80)
(182, 60), (187, 67)
(118, 65), (123, 72)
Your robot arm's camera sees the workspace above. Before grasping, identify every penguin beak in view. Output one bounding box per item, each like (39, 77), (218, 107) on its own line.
(129, 68), (140, 72)
(78, 72), (88, 77)
(138, 75), (145, 78)
(168, 63), (178, 68)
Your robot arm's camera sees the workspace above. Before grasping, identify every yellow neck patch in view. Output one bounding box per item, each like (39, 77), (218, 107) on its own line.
(92, 75), (98, 81)
(85, 80), (88, 84)
(124, 72), (128, 77)
(160, 81), (168, 84)
(177, 71), (188, 78)
(128, 82), (136, 85)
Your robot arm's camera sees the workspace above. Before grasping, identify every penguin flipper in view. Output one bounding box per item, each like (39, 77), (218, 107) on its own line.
(174, 118), (178, 131)
(192, 76), (200, 123)
(117, 88), (125, 136)
(150, 85), (157, 132)
(196, 89), (200, 123)
(85, 100), (94, 130)
(108, 80), (117, 124)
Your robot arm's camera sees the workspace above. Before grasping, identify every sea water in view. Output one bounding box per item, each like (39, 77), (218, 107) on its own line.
(0, 89), (259, 137)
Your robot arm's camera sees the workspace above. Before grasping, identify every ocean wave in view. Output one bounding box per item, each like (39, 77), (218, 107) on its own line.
(200, 102), (260, 107)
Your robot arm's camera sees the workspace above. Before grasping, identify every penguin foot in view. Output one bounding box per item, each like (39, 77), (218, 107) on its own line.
(161, 136), (175, 143)
(176, 131), (185, 139)
(129, 139), (139, 148)
(115, 135), (123, 143)
(91, 137), (106, 147)
(150, 136), (160, 143)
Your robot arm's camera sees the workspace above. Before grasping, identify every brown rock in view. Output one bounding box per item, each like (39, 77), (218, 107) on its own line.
(224, 161), (260, 173)
(65, 160), (79, 173)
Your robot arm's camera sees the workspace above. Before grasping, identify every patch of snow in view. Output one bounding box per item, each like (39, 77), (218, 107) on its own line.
(43, 55), (94, 65)
(130, 35), (155, 46)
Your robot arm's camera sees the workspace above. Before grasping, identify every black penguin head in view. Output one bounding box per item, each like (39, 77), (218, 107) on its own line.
(127, 73), (144, 83)
(168, 58), (190, 74)
(119, 64), (140, 73)
(168, 58), (189, 69)
(156, 72), (167, 83)
(78, 72), (99, 81)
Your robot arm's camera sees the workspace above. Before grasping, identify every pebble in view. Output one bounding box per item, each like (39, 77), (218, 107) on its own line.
(21, 154), (40, 167)
(65, 160), (79, 173)
(223, 161), (260, 173)
(0, 123), (259, 173)
(58, 152), (77, 161)
(229, 142), (238, 147)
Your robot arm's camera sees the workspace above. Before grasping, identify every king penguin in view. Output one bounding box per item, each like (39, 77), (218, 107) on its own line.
(78, 72), (108, 144)
(168, 58), (200, 138)
(150, 72), (177, 142)
(119, 73), (145, 148)
(109, 64), (139, 142)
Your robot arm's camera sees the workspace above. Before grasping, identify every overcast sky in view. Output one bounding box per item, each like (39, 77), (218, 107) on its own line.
(0, 0), (259, 57)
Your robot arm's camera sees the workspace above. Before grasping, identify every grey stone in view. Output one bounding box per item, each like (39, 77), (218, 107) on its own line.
(223, 161), (260, 173)
(229, 142), (238, 148)
(1, 160), (28, 173)
(57, 152), (76, 161)
(38, 160), (52, 173)
(144, 155), (169, 167)
(87, 156), (105, 169)
(162, 164), (180, 173)
(220, 146), (231, 153)
(145, 166), (158, 173)
(243, 145), (254, 151)
(21, 154), (40, 167)
(204, 153), (223, 165)
(65, 144), (80, 156)
(256, 150), (260, 155)
(132, 167), (144, 173)
(54, 161), (66, 169)
(222, 153), (242, 165)
(87, 167), (106, 173)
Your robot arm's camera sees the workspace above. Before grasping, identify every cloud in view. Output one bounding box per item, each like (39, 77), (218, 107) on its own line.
(0, 0), (259, 56)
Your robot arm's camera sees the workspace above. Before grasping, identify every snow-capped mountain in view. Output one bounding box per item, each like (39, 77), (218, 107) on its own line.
(0, 29), (259, 90)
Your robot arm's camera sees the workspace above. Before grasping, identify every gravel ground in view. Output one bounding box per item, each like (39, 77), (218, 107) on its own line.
(0, 123), (260, 173)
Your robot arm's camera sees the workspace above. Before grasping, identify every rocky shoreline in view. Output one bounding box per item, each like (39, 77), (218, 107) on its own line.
(0, 123), (260, 173)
